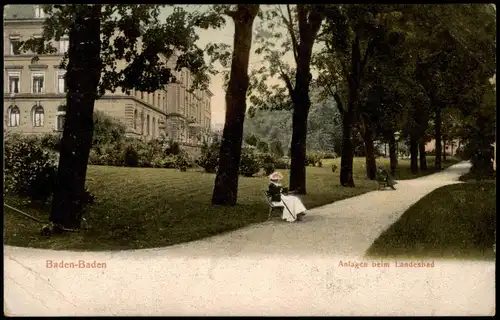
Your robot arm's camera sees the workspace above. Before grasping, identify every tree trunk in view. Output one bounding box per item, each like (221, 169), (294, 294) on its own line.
(443, 137), (447, 161)
(49, 6), (102, 230)
(410, 135), (419, 174)
(340, 105), (356, 187)
(388, 133), (398, 177)
(361, 119), (376, 180)
(418, 139), (428, 170)
(289, 101), (309, 193)
(434, 107), (442, 170)
(211, 5), (259, 206)
(288, 8), (323, 194)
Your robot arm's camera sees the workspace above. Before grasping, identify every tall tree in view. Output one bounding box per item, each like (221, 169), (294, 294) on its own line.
(210, 5), (260, 205)
(20, 5), (213, 229)
(317, 4), (403, 186)
(249, 4), (326, 194)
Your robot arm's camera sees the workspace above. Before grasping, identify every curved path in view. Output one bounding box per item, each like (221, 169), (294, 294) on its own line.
(4, 161), (495, 316)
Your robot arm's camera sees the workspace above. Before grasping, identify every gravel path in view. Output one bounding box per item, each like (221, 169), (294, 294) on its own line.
(4, 161), (495, 316)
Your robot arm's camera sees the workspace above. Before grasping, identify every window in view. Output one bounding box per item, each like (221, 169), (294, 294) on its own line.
(140, 111), (144, 134)
(32, 73), (45, 93)
(34, 5), (45, 18)
(56, 105), (66, 131)
(141, 91), (144, 100)
(134, 109), (138, 130)
(146, 115), (150, 135)
(10, 37), (21, 55)
(57, 72), (66, 93)
(59, 38), (69, 54)
(157, 94), (161, 108)
(8, 105), (20, 127)
(32, 105), (44, 127)
(152, 117), (156, 137)
(8, 72), (20, 93)
(163, 96), (166, 112)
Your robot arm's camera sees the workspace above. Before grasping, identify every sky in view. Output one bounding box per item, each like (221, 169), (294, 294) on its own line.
(160, 5), (295, 129)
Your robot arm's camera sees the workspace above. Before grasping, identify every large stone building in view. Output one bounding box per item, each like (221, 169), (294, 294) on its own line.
(3, 5), (213, 144)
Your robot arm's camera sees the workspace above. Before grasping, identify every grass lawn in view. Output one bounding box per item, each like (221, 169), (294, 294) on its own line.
(366, 181), (496, 261)
(3, 156), (461, 251)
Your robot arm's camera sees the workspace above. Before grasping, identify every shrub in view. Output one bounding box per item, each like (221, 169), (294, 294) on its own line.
(92, 110), (127, 147)
(274, 158), (290, 169)
(4, 134), (95, 212)
(123, 143), (140, 167)
(175, 153), (191, 172)
(39, 133), (62, 152)
(4, 134), (59, 204)
(257, 152), (277, 166)
(306, 151), (324, 166)
(239, 149), (262, 177)
(168, 141), (182, 155)
(197, 140), (220, 173)
(163, 155), (178, 168)
(323, 152), (337, 159)
(89, 149), (103, 165)
(100, 143), (123, 166)
(263, 163), (275, 175)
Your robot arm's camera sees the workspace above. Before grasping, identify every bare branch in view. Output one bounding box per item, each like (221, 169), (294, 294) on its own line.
(279, 5), (299, 65)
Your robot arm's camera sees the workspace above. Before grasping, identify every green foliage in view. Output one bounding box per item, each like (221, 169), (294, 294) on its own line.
(4, 134), (59, 204)
(306, 151), (325, 167)
(122, 143), (140, 167)
(197, 139), (220, 173)
(87, 136), (194, 169)
(239, 148), (262, 177)
(256, 141), (269, 153)
(269, 139), (284, 157)
(19, 5), (214, 96)
(4, 133), (95, 209)
(274, 157), (291, 169)
(263, 163), (275, 175)
(92, 110), (127, 147)
(39, 133), (62, 152)
(244, 134), (259, 146)
(174, 152), (191, 172)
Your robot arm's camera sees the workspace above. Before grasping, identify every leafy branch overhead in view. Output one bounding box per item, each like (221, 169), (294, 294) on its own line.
(18, 4), (215, 98)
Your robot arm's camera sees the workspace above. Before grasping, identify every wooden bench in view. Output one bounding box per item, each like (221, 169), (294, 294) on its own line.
(375, 169), (396, 190)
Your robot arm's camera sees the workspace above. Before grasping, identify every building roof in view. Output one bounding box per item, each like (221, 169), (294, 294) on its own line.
(4, 5), (37, 20)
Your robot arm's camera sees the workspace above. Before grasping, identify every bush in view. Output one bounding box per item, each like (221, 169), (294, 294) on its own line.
(239, 149), (262, 177)
(197, 140), (220, 173)
(123, 143), (140, 167)
(4, 134), (59, 204)
(257, 152), (277, 165)
(306, 151), (325, 166)
(263, 163), (275, 175)
(175, 153), (191, 172)
(163, 155), (178, 168)
(4, 134), (95, 212)
(39, 133), (62, 152)
(274, 157), (290, 169)
(323, 152), (337, 159)
(92, 110), (127, 147)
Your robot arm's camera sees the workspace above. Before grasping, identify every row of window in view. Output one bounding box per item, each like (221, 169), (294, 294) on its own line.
(7, 71), (66, 94)
(132, 109), (162, 137)
(7, 104), (65, 130)
(9, 36), (68, 56)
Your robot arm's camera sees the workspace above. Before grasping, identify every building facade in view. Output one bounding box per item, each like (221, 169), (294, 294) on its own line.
(3, 5), (212, 144)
